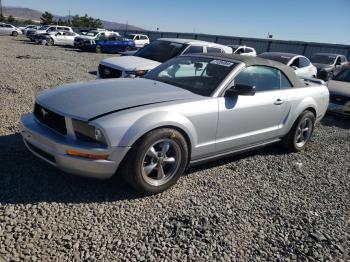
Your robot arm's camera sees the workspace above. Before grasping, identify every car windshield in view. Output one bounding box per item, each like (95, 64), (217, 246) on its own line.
(145, 56), (237, 96)
(39, 26), (49, 30)
(333, 68), (350, 83)
(258, 53), (291, 65)
(311, 54), (336, 65)
(134, 40), (187, 63)
(125, 34), (135, 39)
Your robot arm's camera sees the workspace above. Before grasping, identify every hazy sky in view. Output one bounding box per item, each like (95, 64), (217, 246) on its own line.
(4, 0), (350, 44)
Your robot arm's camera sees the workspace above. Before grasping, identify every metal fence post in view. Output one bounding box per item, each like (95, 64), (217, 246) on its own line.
(267, 40), (272, 52)
(302, 44), (308, 55)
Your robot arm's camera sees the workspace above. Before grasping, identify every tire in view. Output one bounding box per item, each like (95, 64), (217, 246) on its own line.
(282, 110), (315, 152)
(12, 31), (18, 37)
(124, 46), (131, 52)
(95, 45), (102, 53)
(121, 128), (189, 194)
(47, 38), (54, 46)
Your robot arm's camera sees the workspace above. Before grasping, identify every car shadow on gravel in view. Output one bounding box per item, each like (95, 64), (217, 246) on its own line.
(187, 143), (287, 174)
(321, 114), (350, 129)
(0, 133), (141, 205)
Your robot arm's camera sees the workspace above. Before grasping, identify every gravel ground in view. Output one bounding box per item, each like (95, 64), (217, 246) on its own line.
(0, 35), (349, 261)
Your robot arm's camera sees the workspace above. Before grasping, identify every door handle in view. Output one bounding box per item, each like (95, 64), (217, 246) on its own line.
(274, 99), (285, 105)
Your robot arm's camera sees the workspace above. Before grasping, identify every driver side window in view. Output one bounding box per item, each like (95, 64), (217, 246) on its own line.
(234, 66), (283, 92)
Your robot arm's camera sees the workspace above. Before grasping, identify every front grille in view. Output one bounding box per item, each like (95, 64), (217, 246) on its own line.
(26, 141), (56, 163)
(34, 103), (67, 135)
(330, 94), (350, 105)
(98, 64), (122, 79)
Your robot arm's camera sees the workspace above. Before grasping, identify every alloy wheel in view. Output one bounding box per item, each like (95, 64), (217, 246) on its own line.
(141, 139), (181, 187)
(295, 117), (313, 148)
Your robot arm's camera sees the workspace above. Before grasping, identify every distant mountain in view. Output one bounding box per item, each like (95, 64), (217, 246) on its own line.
(2, 6), (144, 31)
(3, 6), (42, 22)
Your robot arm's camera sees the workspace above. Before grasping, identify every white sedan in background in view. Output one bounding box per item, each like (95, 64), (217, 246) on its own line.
(39, 31), (80, 46)
(258, 52), (317, 79)
(0, 23), (22, 36)
(125, 33), (150, 48)
(228, 45), (257, 56)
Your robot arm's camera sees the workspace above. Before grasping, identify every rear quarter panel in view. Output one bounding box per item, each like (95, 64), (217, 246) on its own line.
(279, 85), (329, 136)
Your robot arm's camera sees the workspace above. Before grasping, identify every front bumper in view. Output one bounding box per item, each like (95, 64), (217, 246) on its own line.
(20, 113), (130, 179)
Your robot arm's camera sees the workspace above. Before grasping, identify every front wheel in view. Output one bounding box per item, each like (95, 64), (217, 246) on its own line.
(95, 45), (102, 53)
(122, 128), (189, 194)
(124, 46), (132, 52)
(12, 31), (18, 37)
(47, 38), (54, 46)
(282, 110), (315, 152)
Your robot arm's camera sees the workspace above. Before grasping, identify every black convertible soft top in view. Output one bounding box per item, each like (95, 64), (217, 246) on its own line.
(192, 53), (302, 87)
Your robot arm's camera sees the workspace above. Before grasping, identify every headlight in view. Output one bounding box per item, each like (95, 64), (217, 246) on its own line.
(125, 70), (148, 78)
(72, 119), (107, 145)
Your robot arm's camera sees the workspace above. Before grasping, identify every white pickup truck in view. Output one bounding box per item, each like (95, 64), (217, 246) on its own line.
(97, 38), (233, 79)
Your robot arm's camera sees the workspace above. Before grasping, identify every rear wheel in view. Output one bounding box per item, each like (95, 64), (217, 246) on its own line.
(95, 45), (102, 53)
(122, 128), (188, 194)
(12, 31), (18, 37)
(282, 110), (315, 152)
(124, 46), (131, 52)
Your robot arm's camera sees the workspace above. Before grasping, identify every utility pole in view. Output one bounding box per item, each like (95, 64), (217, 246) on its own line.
(0, 0), (3, 17)
(68, 9), (71, 25)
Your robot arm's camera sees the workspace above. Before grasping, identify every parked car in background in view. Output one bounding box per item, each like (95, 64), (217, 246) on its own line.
(19, 25), (40, 34)
(228, 45), (257, 56)
(97, 38), (232, 79)
(327, 67), (350, 116)
(74, 30), (118, 48)
(27, 25), (73, 41)
(81, 33), (135, 53)
(125, 34), (150, 48)
(258, 52), (317, 78)
(310, 53), (349, 81)
(36, 31), (80, 46)
(0, 23), (22, 36)
(21, 54), (329, 193)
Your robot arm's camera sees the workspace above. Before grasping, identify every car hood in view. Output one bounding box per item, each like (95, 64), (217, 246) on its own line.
(327, 80), (350, 96)
(34, 30), (47, 35)
(313, 63), (333, 71)
(100, 56), (161, 71)
(76, 35), (95, 40)
(36, 78), (200, 121)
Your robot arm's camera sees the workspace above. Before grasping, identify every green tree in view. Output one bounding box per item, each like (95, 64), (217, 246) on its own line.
(7, 15), (16, 23)
(71, 14), (102, 28)
(40, 11), (54, 25)
(0, 14), (5, 22)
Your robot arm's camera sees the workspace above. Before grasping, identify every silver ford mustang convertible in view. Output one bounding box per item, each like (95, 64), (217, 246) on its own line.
(21, 54), (329, 193)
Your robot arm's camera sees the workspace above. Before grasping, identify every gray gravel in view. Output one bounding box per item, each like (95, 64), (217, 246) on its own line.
(0, 35), (350, 261)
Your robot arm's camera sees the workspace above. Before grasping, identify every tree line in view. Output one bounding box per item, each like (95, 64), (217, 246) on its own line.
(41, 11), (102, 28)
(0, 11), (103, 28)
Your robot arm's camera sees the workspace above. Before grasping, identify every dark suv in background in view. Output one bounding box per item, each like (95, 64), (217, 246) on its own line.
(310, 53), (349, 81)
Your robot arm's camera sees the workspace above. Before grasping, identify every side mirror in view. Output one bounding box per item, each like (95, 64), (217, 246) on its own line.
(225, 84), (256, 97)
(291, 66), (298, 70)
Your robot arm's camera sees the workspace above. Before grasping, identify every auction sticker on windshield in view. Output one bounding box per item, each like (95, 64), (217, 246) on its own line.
(210, 60), (234, 67)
